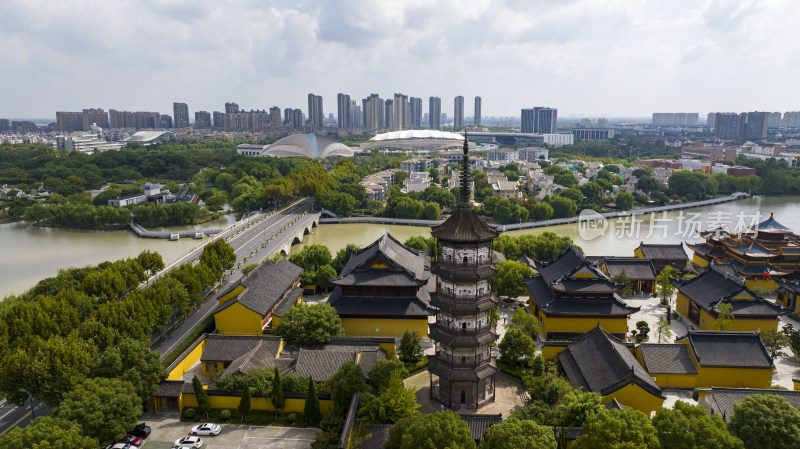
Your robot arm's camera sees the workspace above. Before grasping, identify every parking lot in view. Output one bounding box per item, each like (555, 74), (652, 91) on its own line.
(144, 415), (320, 449)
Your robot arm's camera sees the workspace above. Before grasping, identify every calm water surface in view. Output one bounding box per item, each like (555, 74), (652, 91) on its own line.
(2, 196), (799, 297)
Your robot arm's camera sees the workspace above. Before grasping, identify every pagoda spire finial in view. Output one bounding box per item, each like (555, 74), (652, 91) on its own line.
(459, 132), (471, 206)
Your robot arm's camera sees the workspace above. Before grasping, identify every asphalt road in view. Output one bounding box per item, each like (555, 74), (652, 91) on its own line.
(153, 199), (316, 359)
(0, 399), (49, 438)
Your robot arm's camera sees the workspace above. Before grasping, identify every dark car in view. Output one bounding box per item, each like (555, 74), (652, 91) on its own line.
(129, 423), (152, 439)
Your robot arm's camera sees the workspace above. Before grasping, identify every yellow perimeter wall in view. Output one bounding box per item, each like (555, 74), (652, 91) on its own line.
(181, 393), (334, 415)
(602, 384), (664, 417)
(676, 293), (778, 333)
(215, 302), (263, 335)
(341, 318), (429, 338)
(167, 338), (208, 381)
(692, 253), (710, 267)
(745, 278), (779, 291)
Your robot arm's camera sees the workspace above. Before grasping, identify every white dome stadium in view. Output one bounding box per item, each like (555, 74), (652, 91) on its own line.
(370, 130), (465, 141)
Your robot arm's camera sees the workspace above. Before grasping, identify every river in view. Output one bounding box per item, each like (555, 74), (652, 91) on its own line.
(2, 195), (799, 298)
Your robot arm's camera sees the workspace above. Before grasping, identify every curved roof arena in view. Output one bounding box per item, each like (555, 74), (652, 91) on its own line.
(370, 130), (465, 141)
(265, 134), (353, 158)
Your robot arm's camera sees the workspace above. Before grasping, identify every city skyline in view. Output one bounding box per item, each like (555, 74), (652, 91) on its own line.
(1, 1), (798, 118)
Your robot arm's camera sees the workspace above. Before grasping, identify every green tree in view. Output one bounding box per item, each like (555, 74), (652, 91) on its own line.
(381, 371), (419, 423)
(238, 383), (251, 421)
(399, 330), (423, 365)
(615, 191), (634, 210)
(499, 327), (535, 368)
(328, 361), (367, 409)
(304, 377), (322, 425)
(0, 335), (97, 406)
(612, 270), (633, 297)
(420, 202), (441, 220)
(714, 302), (733, 330)
(199, 238), (236, 279)
(0, 416), (98, 449)
(556, 391), (604, 427)
(728, 394), (800, 449)
(386, 411), (476, 449)
(270, 366), (285, 419)
(273, 303), (345, 345)
(637, 176), (661, 195)
(657, 266), (680, 306)
(548, 196), (577, 219)
(559, 187), (583, 204)
(656, 316), (673, 343)
(479, 417), (556, 449)
(531, 201), (554, 221)
(370, 358), (410, 390)
(319, 190), (358, 216)
(761, 328), (789, 359)
(358, 392), (388, 426)
(289, 244), (333, 271)
(315, 264), (337, 291)
(136, 250), (164, 276)
(192, 375), (211, 418)
(332, 243), (361, 274)
(54, 377), (141, 444)
(92, 337), (166, 403)
(573, 408), (660, 449)
(510, 307), (541, 338)
(652, 400), (744, 449)
(490, 260), (534, 299)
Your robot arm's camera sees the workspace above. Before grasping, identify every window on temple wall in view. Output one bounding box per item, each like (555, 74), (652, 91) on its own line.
(462, 322), (467, 329)
(461, 356), (466, 363)
(463, 256), (468, 264)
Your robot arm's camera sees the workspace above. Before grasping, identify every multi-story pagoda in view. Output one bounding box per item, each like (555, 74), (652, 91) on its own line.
(428, 134), (500, 410)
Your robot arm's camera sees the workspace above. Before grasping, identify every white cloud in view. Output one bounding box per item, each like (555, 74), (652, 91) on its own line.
(0, 0), (798, 118)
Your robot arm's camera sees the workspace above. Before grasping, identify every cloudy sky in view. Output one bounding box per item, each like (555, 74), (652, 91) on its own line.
(1, 0), (798, 120)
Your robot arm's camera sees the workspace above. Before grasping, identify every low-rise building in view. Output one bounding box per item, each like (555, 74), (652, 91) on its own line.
(633, 242), (688, 272)
(108, 193), (146, 207)
(486, 148), (519, 162)
(327, 233), (435, 337)
(214, 258), (303, 335)
(491, 180), (521, 199)
(597, 257), (657, 294)
(236, 143), (268, 156)
(403, 172), (431, 192)
(400, 158), (434, 173)
(698, 388), (800, 421)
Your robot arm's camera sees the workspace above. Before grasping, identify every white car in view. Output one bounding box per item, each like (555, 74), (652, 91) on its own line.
(174, 436), (203, 448)
(191, 423), (221, 436)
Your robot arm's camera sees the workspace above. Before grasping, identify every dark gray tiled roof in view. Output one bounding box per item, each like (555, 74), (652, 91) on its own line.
(678, 330), (773, 368)
(558, 326), (663, 399)
(431, 205), (499, 242)
(636, 242), (688, 261)
(671, 267), (785, 317)
(293, 350), (357, 381)
(639, 344), (698, 374)
(336, 233), (429, 283)
(777, 279), (800, 295)
(518, 254), (536, 267)
(534, 245), (587, 283)
(708, 388), (800, 421)
(217, 258), (303, 316)
(752, 214), (792, 233)
(601, 257), (657, 280)
(525, 276), (639, 316)
(154, 380), (186, 398)
(272, 287), (302, 317)
(460, 414), (503, 440)
(327, 288), (435, 317)
(201, 335), (282, 362)
(604, 398), (626, 410)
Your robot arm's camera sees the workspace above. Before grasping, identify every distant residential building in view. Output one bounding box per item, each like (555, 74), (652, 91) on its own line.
(363, 94), (385, 131)
(783, 111), (800, 128)
(744, 112), (768, 140)
(454, 96), (464, 130)
(212, 111), (224, 129)
(713, 112), (768, 140)
(194, 111), (211, 129)
(307, 93), (323, 130)
(400, 158), (434, 173)
(393, 93), (410, 130)
(706, 112), (716, 127)
(403, 171), (431, 192)
(768, 112), (782, 128)
(486, 148), (519, 162)
(56, 111), (84, 131)
(0, 119), (9, 131)
(225, 102), (239, 114)
(519, 147), (549, 162)
(651, 113), (699, 126)
(269, 106), (282, 129)
(474, 96), (482, 127)
(337, 93), (351, 129)
(236, 144), (268, 156)
(360, 168), (399, 202)
(384, 100), (394, 130)
(173, 103), (189, 128)
(410, 97), (422, 129)
(492, 180), (521, 199)
(109, 110), (162, 129)
(521, 107), (557, 133)
(429, 97), (442, 130)
(572, 128), (615, 141)
(81, 108), (109, 130)
(350, 101), (362, 128)
(59, 131), (122, 153)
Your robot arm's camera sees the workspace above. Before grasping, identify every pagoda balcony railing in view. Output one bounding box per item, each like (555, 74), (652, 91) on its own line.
(435, 259), (495, 271)
(430, 322), (496, 335)
(431, 354), (492, 370)
(434, 291), (495, 303)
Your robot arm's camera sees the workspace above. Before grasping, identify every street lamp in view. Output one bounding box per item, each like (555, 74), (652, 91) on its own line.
(19, 388), (35, 419)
